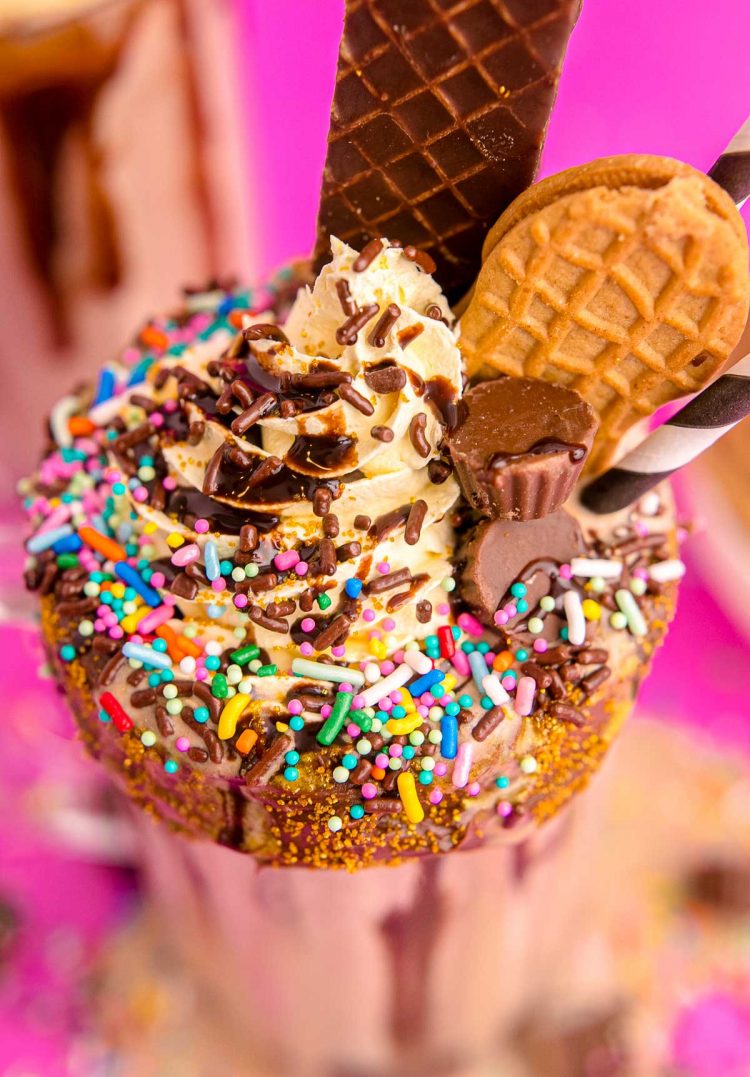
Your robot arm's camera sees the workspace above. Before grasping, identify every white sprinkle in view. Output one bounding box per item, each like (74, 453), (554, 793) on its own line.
(570, 557), (623, 579)
(358, 663), (413, 708)
(404, 649), (433, 675)
(648, 559), (686, 583)
(615, 589), (647, 637)
(363, 662), (381, 684)
(481, 673), (509, 706)
(291, 658), (365, 687)
(50, 395), (78, 448)
(563, 590), (587, 645)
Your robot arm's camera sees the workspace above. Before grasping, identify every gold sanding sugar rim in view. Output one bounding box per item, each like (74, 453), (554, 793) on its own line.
(481, 154), (748, 263)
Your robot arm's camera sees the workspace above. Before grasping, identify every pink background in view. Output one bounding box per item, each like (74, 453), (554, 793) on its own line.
(5, 0), (750, 1069)
(236, 0), (750, 272)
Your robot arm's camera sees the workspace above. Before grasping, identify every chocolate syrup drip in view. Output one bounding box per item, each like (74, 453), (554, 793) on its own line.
(165, 487), (278, 534)
(206, 450), (311, 505)
(490, 437), (587, 470)
(285, 434), (357, 476)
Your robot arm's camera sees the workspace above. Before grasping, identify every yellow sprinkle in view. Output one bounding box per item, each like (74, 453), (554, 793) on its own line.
(442, 674), (457, 691)
(397, 771), (424, 824)
(369, 640), (387, 660)
(167, 532), (184, 549)
(110, 583), (126, 599)
(275, 721), (290, 733)
(582, 599), (602, 621)
(143, 521), (158, 535)
(120, 608), (146, 634)
(218, 693), (251, 740)
(386, 714), (422, 736)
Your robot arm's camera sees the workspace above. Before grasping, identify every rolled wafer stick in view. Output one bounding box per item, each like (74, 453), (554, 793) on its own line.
(581, 352), (750, 514)
(708, 114), (750, 207)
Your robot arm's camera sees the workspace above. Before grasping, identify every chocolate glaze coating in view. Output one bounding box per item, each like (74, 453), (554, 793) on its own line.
(447, 378), (597, 520)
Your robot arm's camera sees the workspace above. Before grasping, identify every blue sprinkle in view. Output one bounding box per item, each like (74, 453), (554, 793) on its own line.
(93, 368), (116, 406)
(194, 707), (210, 724)
(441, 715), (458, 759)
(52, 533), (82, 554)
(115, 561), (161, 607)
(122, 642), (172, 670)
(204, 540), (221, 582)
(345, 578), (363, 599)
(468, 649), (490, 693)
(27, 525), (73, 555)
(126, 356), (154, 387)
(408, 669), (445, 697)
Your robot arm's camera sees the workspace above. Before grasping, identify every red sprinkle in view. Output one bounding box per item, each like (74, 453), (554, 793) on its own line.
(438, 625), (455, 659)
(100, 691), (134, 732)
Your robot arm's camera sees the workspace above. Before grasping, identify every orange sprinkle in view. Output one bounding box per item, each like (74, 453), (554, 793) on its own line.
(155, 624), (201, 660)
(140, 326), (169, 350)
(68, 416), (96, 437)
(228, 309), (250, 329)
(371, 767), (386, 781)
(493, 650), (514, 673)
(236, 729), (258, 755)
(78, 526), (127, 563)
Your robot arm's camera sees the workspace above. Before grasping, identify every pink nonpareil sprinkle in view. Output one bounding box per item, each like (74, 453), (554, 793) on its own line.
(362, 609), (376, 622)
(299, 642), (314, 656)
(361, 783), (377, 800)
(150, 413), (164, 428)
(320, 704), (332, 719)
(381, 661), (395, 676)
(346, 723), (359, 737)
(389, 744), (403, 757)
(162, 476), (176, 490)
(331, 645), (346, 657)
(150, 572), (166, 588)
(132, 487), (149, 503)
(288, 699), (303, 715)
(211, 578), (226, 592)
(375, 754), (389, 769)
(233, 594), (248, 609)
(497, 800), (513, 818)
(376, 562), (390, 574)
(559, 564), (573, 580)
(351, 694), (365, 709)
(176, 737), (190, 752)
(300, 617), (315, 633)
(382, 618), (396, 632)
(467, 782), (480, 797)
(429, 789), (443, 805)
(194, 519), (210, 534)
(533, 639), (548, 654)
(294, 561), (309, 576)
(434, 762), (447, 777)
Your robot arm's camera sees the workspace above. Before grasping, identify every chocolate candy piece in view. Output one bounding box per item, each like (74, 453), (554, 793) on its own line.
(447, 378), (597, 519)
(459, 510), (586, 625)
(313, 0), (581, 302)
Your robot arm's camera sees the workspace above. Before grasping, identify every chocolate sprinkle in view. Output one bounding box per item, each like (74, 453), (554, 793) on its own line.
(409, 413), (431, 459)
(367, 303), (400, 347)
(472, 707), (504, 741)
(352, 238), (384, 272)
(245, 734), (294, 784)
(339, 383), (375, 416)
(405, 500), (428, 546)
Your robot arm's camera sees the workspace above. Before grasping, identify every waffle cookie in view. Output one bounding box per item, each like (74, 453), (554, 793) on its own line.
(314, 0), (581, 301)
(459, 156), (750, 474)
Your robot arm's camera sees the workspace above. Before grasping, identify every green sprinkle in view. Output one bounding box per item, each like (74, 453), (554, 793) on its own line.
(317, 691), (353, 746)
(57, 553), (79, 569)
(316, 592), (332, 611)
(256, 664), (278, 677)
(211, 673), (228, 699)
(231, 644), (261, 666)
(348, 709), (373, 732)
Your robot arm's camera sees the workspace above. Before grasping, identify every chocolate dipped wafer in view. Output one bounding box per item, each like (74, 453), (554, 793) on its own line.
(314, 0), (581, 301)
(459, 156), (750, 473)
(448, 377), (597, 519)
